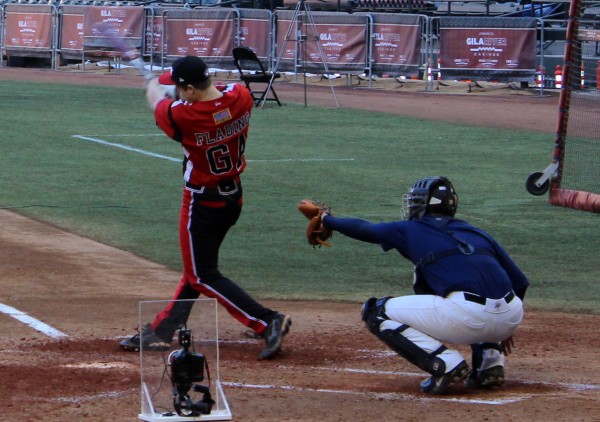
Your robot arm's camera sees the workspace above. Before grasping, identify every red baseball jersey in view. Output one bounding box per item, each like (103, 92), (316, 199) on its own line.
(154, 83), (254, 189)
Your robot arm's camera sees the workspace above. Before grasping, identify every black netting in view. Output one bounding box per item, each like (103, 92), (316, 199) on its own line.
(557, 0), (600, 195)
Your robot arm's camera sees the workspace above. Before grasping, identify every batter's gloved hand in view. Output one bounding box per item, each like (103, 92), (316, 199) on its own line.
(297, 199), (333, 247)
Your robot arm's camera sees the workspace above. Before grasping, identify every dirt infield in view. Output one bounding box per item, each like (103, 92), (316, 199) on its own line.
(1, 67), (599, 422)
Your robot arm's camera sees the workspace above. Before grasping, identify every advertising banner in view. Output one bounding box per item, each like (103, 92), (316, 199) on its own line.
(4, 10), (52, 49)
(440, 27), (536, 71)
(144, 15), (163, 56)
(61, 13), (84, 51)
(275, 19), (366, 71)
(239, 17), (271, 59)
(164, 18), (233, 58)
(372, 22), (420, 66)
(83, 6), (144, 46)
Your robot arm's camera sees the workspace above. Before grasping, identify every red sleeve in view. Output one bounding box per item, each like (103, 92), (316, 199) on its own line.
(154, 97), (178, 141)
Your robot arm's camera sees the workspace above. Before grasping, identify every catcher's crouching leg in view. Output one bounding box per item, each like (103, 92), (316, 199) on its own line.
(360, 297), (454, 378)
(466, 342), (505, 389)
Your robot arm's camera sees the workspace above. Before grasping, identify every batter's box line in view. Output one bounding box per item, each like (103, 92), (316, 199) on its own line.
(45, 388), (139, 404)
(291, 365), (600, 395)
(0, 303), (67, 339)
(520, 379), (600, 392)
(220, 381), (530, 405)
(309, 365), (600, 389)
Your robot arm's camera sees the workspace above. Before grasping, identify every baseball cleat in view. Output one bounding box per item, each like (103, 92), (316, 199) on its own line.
(259, 313), (292, 360)
(465, 365), (505, 389)
(120, 323), (171, 352)
(420, 360), (470, 395)
(243, 329), (264, 340)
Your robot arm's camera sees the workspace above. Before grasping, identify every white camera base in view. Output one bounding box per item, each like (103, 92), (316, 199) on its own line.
(137, 299), (232, 422)
(139, 381), (232, 421)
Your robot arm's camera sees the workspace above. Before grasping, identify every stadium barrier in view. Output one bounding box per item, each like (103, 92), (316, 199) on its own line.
(432, 16), (538, 82)
(2, 2), (597, 85)
(2, 3), (58, 68)
(273, 9), (370, 76)
(82, 5), (144, 72)
(237, 8), (273, 64)
(57, 5), (87, 64)
(363, 12), (425, 79)
(159, 7), (239, 69)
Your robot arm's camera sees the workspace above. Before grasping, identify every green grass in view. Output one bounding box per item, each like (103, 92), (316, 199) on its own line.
(1, 80), (598, 313)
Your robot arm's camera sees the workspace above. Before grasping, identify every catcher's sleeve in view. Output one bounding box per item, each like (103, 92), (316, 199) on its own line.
(321, 216), (382, 244)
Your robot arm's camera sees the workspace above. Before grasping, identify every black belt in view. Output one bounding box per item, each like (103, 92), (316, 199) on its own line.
(463, 291), (515, 305)
(186, 178), (241, 195)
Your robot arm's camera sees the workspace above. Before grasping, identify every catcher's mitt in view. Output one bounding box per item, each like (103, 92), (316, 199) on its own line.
(297, 199), (333, 247)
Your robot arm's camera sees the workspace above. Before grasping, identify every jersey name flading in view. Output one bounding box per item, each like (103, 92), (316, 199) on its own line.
(154, 84), (254, 188)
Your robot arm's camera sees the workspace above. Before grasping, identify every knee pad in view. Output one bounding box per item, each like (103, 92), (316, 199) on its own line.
(361, 296), (392, 335)
(362, 298), (448, 376)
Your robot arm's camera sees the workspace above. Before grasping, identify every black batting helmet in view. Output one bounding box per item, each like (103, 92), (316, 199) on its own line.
(402, 176), (458, 220)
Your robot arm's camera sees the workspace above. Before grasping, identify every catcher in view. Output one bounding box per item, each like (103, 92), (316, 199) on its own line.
(297, 176), (529, 395)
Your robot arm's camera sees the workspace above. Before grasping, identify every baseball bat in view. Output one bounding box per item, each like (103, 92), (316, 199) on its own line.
(94, 23), (154, 80)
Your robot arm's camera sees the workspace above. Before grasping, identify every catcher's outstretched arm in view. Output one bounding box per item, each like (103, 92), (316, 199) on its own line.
(322, 216), (382, 244)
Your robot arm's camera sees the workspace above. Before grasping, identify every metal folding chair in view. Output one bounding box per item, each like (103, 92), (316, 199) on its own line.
(232, 46), (282, 107)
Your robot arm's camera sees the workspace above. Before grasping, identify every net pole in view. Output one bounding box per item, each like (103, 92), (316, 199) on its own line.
(550, 0), (582, 190)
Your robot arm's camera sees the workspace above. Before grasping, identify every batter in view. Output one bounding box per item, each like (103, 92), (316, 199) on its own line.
(120, 56), (291, 360)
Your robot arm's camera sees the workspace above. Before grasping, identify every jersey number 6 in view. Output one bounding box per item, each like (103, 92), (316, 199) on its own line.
(206, 134), (246, 175)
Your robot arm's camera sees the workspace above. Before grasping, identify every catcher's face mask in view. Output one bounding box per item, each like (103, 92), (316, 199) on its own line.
(402, 176), (458, 220)
(402, 192), (425, 220)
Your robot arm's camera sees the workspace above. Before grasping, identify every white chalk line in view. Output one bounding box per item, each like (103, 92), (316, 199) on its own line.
(220, 381), (528, 405)
(305, 365), (600, 391)
(71, 134), (355, 163)
(251, 158), (355, 162)
(191, 339), (600, 394)
(0, 303), (68, 339)
(72, 135), (180, 162)
(220, 362), (598, 405)
(86, 133), (165, 137)
(62, 361), (137, 370)
(46, 388), (138, 404)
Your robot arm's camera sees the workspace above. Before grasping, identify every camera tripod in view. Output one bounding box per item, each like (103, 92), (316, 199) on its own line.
(264, 0), (339, 108)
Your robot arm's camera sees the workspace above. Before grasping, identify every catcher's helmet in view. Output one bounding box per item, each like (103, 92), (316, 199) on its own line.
(402, 176), (458, 220)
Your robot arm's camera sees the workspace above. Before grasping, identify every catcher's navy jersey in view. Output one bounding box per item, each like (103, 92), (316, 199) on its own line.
(323, 215), (528, 299)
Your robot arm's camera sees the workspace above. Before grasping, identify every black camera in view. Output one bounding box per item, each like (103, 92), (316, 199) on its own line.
(169, 329), (215, 417)
(170, 333), (205, 385)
